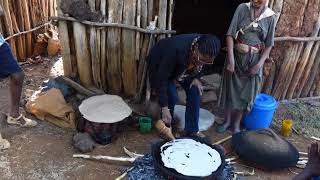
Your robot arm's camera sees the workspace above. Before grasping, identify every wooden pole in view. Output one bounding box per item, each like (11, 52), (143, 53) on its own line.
(287, 16), (320, 99)
(315, 75), (320, 96)
(107, 0), (124, 94)
(122, 0), (137, 96)
(15, 0), (27, 60)
(147, 0), (154, 23)
(2, 0), (17, 58)
(296, 40), (320, 97)
(167, 0), (173, 37)
(56, 0), (73, 78)
(21, 0), (32, 57)
(302, 47), (320, 97)
(282, 44), (303, 99)
(158, 0), (167, 39)
(141, 0), (148, 28)
(100, 0), (108, 91)
(89, 0), (102, 89)
(272, 45), (295, 99)
(73, 22), (94, 88)
(136, 0), (142, 63)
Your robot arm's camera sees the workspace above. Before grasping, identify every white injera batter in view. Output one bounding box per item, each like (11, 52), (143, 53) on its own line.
(160, 139), (222, 177)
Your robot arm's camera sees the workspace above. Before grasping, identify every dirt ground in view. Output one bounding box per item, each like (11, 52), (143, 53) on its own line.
(0, 57), (315, 180)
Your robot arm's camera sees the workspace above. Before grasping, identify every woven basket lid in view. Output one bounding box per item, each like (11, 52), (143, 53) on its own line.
(79, 95), (132, 123)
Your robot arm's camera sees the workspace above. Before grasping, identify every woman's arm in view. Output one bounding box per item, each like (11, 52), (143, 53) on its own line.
(226, 36), (235, 73)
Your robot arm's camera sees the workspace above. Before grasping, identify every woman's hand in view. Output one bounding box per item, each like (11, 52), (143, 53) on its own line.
(226, 62), (235, 73)
(190, 78), (203, 95)
(161, 107), (172, 126)
(249, 63), (262, 76)
(305, 143), (320, 177)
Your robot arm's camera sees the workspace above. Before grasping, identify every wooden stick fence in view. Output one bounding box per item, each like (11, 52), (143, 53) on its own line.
(0, 0), (56, 61)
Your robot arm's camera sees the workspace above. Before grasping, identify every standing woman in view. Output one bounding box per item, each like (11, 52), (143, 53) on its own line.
(218, 0), (276, 134)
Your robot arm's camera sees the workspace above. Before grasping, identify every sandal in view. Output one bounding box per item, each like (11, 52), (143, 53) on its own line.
(0, 134), (10, 150)
(7, 114), (37, 127)
(216, 125), (228, 134)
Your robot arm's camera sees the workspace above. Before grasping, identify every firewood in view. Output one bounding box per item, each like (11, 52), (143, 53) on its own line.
(15, 0), (27, 60)
(315, 76), (320, 96)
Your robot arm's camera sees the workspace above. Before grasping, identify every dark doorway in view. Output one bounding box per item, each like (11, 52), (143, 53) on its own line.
(172, 0), (247, 74)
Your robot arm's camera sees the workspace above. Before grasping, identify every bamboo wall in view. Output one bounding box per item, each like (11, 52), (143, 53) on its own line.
(0, 0), (57, 61)
(58, 0), (173, 97)
(264, 0), (320, 99)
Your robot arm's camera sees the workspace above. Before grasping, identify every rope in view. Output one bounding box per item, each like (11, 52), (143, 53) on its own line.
(4, 21), (52, 41)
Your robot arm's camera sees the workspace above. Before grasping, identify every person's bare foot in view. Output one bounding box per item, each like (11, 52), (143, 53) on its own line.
(233, 123), (241, 134)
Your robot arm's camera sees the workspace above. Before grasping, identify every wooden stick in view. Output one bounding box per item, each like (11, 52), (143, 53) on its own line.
(296, 40), (320, 97)
(167, 0), (174, 38)
(16, 0), (27, 60)
(60, 76), (96, 96)
(279, 96), (320, 104)
(299, 152), (308, 155)
(123, 147), (144, 158)
(114, 167), (134, 180)
(140, 0), (148, 28)
(2, 0), (17, 57)
(4, 21), (52, 41)
(56, 0), (72, 77)
(274, 36), (320, 42)
(311, 136), (320, 141)
(122, 0), (137, 96)
(106, 0), (124, 94)
(100, 0), (108, 91)
(73, 22), (94, 88)
(282, 44), (303, 99)
(287, 16), (320, 99)
(135, 0), (141, 62)
(50, 16), (176, 34)
(315, 76), (320, 96)
(301, 46), (320, 97)
(213, 135), (232, 145)
(147, 0), (154, 23)
(158, 0), (167, 39)
(272, 44), (295, 99)
(73, 154), (135, 163)
(21, 0), (32, 57)
(89, 0), (102, 89)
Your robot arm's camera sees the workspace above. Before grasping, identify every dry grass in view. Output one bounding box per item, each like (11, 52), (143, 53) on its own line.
(274, 100), (320, 137)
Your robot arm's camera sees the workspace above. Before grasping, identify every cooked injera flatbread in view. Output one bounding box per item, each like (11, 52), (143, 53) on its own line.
(79, 95), (132, 123)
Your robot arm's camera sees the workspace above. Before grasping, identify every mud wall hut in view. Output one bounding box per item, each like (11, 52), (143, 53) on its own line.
(0, 0), (57, 61)
(56, 0), (320, 100)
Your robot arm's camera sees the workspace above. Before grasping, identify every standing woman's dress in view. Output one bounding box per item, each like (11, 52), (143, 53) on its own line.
(219, 3), (276, 110)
